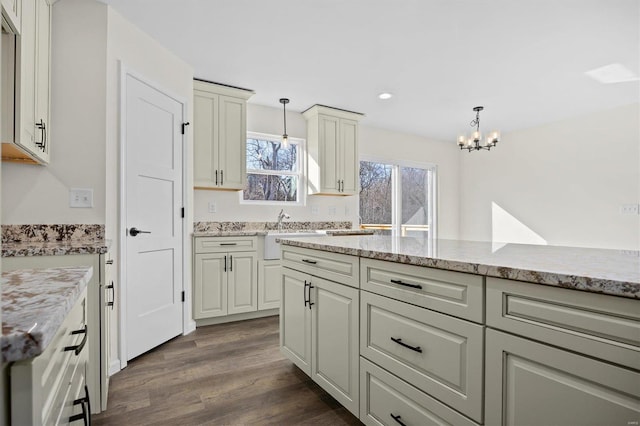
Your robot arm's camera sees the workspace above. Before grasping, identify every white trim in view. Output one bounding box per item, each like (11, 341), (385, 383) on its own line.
(108, 359), (121, 377)
(118, 62), (189, 368)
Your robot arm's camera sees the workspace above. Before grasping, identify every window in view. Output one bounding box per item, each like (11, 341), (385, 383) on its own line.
(243, 132), (304, 203)
(359, 159), (436, 238)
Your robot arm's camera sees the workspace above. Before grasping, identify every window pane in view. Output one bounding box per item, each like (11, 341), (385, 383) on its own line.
(359, 161), (392, 226)
(246, 138), (298, 172)
(243, 174), (298, 202)
(401, 166), (430, 237)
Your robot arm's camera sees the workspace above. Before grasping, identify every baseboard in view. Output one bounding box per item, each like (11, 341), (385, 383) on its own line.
(184, 319), (197, 335)
(109, 359), (121, 376)
(195, 309), (279, 327)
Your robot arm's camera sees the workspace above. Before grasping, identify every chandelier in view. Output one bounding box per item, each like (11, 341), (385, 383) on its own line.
(280, 98), (289, 147)
(457, 106), (500, 152)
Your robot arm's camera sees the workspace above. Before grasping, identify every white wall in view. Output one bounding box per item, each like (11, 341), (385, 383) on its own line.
(194, 103), (360, 226)
(1, 1), (108, 224)
(359, 126), (461, 240)
(459, 103), (640, 250)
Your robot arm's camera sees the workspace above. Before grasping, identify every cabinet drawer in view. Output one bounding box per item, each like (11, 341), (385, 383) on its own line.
(487, 277), (640, 370)
(361, 291), (484, 423)
(195, 236), (257, 253)
(282, 245), (359, 288)
(361, 258), (484, 322)
(360, 357), (479, 426)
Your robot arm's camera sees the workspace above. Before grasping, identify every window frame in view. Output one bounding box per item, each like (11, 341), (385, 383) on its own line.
(240, 131), (306, 206)
(359, 156), (438, 240)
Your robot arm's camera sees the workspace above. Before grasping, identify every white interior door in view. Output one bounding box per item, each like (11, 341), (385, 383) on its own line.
(124, 73), (183, 360)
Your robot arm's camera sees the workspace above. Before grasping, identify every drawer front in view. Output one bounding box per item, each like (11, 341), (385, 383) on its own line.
(361, 291), (484, 422)
(282, 245), (359, 288)
(195, 236), (257, 253)
(487, 277), (640, 370)
(360, 357), (479, 426)
(361, 258), (484, 322)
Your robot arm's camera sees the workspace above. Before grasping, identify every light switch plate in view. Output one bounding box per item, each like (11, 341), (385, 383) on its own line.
(69, 188), (93, 208)
(620, 204), (639, 215)
(208, 202), (217, 213)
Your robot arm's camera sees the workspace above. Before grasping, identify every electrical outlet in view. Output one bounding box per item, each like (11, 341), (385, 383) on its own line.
(208, 202), (217, 213)
(69, 188), (93, 208)
(311, 206), (319, 215)
(620, 204), (639, 215)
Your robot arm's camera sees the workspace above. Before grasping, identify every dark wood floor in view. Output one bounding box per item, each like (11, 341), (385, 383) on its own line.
(93, 316), (362, 425)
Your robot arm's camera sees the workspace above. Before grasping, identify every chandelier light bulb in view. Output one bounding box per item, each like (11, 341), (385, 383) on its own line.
(456, 106), (501, 152)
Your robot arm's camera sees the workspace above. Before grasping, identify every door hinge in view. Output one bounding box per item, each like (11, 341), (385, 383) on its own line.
(181, 207), (185, 218)
(181, 291), (185, 302)
(181, 122), (190, 135)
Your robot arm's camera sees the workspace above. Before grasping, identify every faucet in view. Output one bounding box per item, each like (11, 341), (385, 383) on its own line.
(277, 209), (291, 232)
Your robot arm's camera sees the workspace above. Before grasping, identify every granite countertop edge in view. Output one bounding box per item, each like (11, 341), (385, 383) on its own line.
(192, 229), (374, 237)
(280, 238), (640, 299)
(1, 239), (112, 258)
(1, 267), (94, 363)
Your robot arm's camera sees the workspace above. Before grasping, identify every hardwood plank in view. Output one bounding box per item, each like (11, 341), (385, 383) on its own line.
(93, 316), (362, 425)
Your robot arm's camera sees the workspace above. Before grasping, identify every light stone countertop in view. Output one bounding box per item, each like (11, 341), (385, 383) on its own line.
(192, 230), (267, 237)
(2, 239), (111, 258)
(280, 236), (640, 299)
(1, 267), (93, 362)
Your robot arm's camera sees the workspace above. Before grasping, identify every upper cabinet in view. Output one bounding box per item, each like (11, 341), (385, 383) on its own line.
(193, 79), (254, 190)
(1, 0), (51, 164)
(2, 0), (21, 33)
(303, 105), (363, 196)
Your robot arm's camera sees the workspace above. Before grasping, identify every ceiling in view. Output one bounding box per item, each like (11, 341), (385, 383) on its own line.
(102, 0), (639, 141)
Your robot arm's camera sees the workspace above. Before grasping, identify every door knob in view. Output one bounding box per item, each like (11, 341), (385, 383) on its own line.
(129, 227), (151, 237)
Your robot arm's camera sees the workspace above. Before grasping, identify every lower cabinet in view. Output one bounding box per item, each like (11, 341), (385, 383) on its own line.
(485, 328), (640, 426)
(257, 259), (281, 310)
(193, 251), (257, 318)
(11, 288), (90, 426)
(280, 266), (360, 416)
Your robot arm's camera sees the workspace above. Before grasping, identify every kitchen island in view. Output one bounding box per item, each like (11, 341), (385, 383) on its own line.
(278, 236), (640, 426)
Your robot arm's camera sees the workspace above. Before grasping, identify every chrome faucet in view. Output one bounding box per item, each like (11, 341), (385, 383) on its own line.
(277, 209), (291, 232)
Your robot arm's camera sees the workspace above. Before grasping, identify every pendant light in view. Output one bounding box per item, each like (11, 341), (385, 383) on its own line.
(457, 106), (501, 152)
(280, 98), (290, 147)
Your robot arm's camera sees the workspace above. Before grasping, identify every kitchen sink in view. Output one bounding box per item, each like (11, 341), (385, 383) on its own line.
(264, 230), (327, 260)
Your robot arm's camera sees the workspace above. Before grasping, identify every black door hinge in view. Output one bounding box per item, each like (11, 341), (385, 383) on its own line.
(181, 122), (190, 135)
(181, 291), (185, 302)
(181, 207), (185, 218)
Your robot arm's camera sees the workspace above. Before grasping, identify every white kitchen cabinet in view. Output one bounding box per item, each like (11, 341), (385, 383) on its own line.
(4, 252), (112, 415)
(11, 287), (89, 426)
(193, 236), (258, 319)
(1, 0), (21, 33)
(257, 259), (281, 310)
(1, 0), (50, 164)
(303, 104), (363, 195)
(485, 328), (640, 426)
(281, 258), (360, 416)
(193, 79), (254, 190)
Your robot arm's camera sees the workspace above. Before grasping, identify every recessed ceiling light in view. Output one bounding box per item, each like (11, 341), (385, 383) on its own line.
(584, 63), (639, 84)
(378, 92), (393, 100)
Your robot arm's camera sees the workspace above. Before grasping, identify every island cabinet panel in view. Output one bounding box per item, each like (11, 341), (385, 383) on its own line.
(360, 358), (479, 426)
(360, 258), (484, 322)
(280, 268), (312, 374)
(360, 290), (484, 423)
(486, 277), (640, 370)
(485, 328), (640, 426)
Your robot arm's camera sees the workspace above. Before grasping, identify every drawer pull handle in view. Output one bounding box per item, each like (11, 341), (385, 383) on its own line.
(390, 279), (422, 289)
(302, 259), (317, 264)
(390, 413), (407, 426)
(391, 337), (422, 353)
(107, 282), (115, 310)
(106, 259), (114, 265)
(65, 325), (88, 356)
(70, 385), (91, 425)
(219, 243), (237, 246)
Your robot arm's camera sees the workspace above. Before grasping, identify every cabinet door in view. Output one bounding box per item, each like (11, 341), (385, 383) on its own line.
(218, 95), (246, 189)
(339, 118), (358, 194)
(318, 114), (340, 193)
(311, 276), (360, 416)
(1, 0), (21, 33)
(33, 0), (50, 162)
(258, 259), (281, 310)
(227, 251), (257, 314)
(280, 267), (312, 375)
(193, 90), (219, 188)
(17, 0), (38, 156)
(193, 253), (227, 318)
(485, 328), (640, 426)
